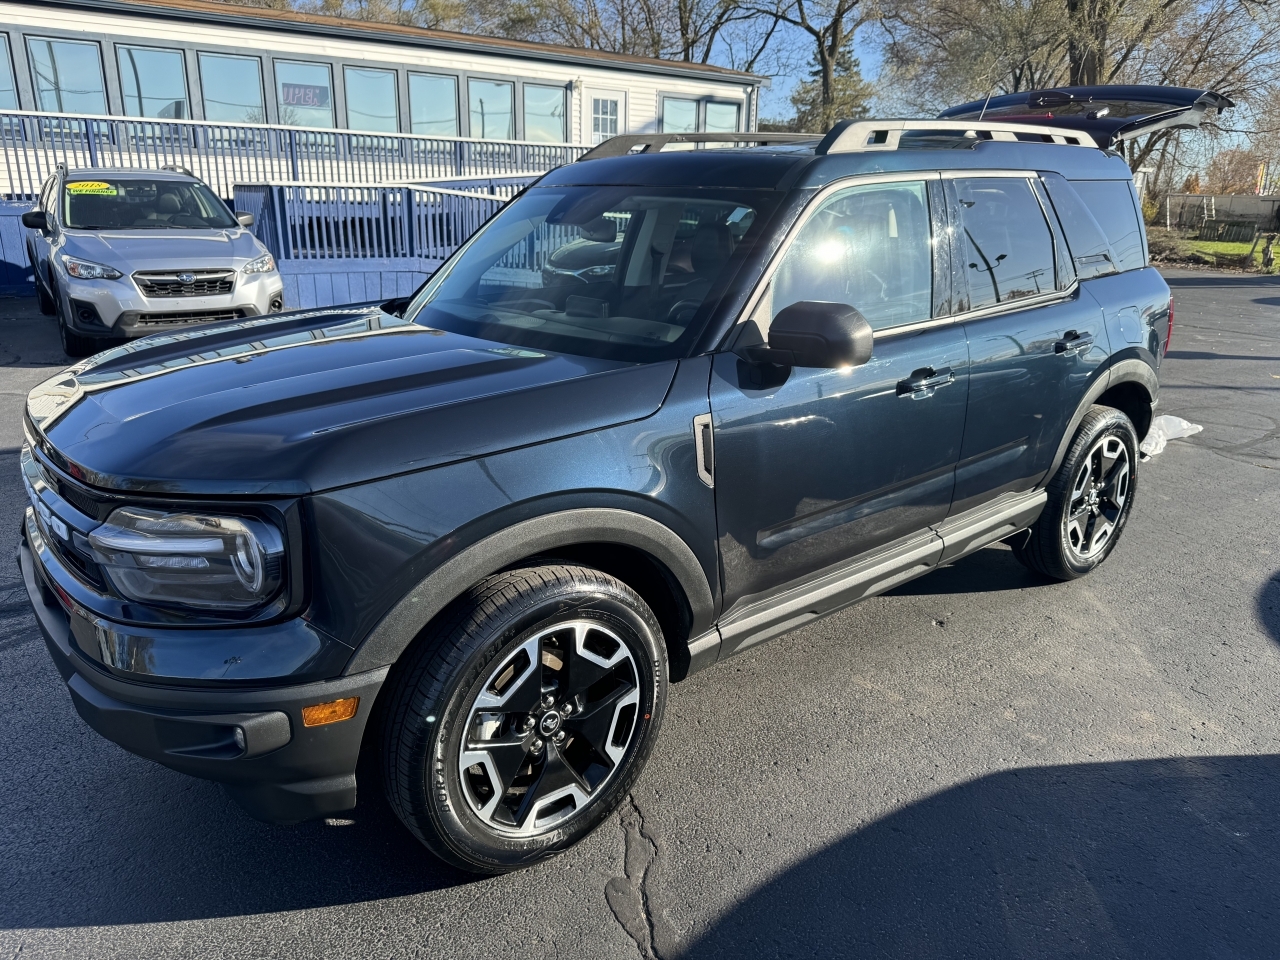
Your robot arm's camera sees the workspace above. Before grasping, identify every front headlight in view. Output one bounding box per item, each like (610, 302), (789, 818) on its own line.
(62, 255), (122, 280)
(243, 253), (276, 275)
(88, 507), (285, 611)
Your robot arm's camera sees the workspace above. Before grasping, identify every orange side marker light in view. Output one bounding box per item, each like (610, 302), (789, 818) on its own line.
(302, 697), (360, 727)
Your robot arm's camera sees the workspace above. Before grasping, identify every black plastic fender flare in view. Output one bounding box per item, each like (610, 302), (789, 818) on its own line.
(343, 507), (717, 675)
(1044, 358), (1159, 482)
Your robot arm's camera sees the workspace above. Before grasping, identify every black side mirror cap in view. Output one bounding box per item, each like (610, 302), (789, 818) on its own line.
(235, 211), (255, 227)
(748, 301), (874, 368)
(21, 210), (48, 232)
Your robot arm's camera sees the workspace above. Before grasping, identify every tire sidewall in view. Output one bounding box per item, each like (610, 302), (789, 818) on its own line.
(1057, 410), (1138, 576)
(408, 576), (666, 872)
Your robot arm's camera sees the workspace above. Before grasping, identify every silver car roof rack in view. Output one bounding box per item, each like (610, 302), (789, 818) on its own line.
(577, 131), (818, 161)
(817, 119), (1099, 153)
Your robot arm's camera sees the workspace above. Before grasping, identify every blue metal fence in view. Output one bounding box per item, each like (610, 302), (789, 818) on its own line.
(0, 110), (586, 199)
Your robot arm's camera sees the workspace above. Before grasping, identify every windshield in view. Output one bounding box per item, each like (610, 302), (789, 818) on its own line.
(62, 178), (238, 230)
(403, 185), (778, 361)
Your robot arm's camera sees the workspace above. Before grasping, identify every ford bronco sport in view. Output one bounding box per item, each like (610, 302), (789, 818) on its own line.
(20, 86), (1222, 873)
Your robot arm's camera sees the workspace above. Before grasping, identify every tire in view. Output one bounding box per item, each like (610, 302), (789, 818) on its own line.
(382, 564), (668, 873)
(31, 256), (55, 316)
(52, 279), (100, 358)
(1015, 405), (1138, 581)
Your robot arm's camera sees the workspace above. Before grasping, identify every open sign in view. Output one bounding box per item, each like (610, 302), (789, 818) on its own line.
(281, 83), (330, 108)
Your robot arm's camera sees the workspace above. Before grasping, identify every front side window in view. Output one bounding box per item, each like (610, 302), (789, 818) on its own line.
(705, 101), (740, 133)
(117, 45), (189, 119)
(28, 37), (106, 114)
(198, 53), (265, 123)
(62, 178), (237, 230)
(469, 79), (514, 139)
(405, 185), (778, 361)
(524, 84), (565, 143)
(662, 97), (697, 133)
(0, 35), (18, 110)
(275, 60), (333, 128)
(767, 180), (933, 331)
(345, 65), (398, 132)
(1069, 180), (1146, 272)
(953, 177), (1056, 309)
(409, 73), (457, 135)
(592, 97), (619, 144)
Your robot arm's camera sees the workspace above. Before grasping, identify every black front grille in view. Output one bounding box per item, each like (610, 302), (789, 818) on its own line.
(134, 270), (235, 298)
(132, 308), (246, 325)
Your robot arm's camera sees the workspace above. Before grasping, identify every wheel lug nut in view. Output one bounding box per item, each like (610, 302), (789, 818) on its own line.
(553, 731), (565, 743)
(560, 703), (573, 716)
(541, 693), (555, 708)
(530, 738), (544, 753)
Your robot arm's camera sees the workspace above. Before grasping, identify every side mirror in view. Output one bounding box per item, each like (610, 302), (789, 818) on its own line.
(21, 210), (48, 233)
(748, 301), (874, 368)
(235, 211), (255, 227)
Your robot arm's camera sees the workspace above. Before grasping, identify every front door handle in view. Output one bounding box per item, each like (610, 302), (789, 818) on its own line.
(1055, 330), (1095, 356)
(897, 366), (955, 399)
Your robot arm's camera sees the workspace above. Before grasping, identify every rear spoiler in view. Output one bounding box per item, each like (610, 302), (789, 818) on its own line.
(939, 85), (1233, 149)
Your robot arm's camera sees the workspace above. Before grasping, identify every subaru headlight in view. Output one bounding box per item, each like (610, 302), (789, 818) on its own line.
(88, 507), (285, 611)
(62, 255), (122, 280)
(243, 253), (276, 275)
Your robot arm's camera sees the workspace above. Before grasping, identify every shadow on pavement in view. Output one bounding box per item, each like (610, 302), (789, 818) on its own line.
(684, 754), (1280, 959)
(1163, 274), (1280, 287)
(1165, 350), (1280, 362)
(887, 542), (1046, 596)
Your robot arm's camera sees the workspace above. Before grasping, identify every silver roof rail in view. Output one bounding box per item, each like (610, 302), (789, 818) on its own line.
(578, 131), (818, 161)
(817, 119), (1099, 154)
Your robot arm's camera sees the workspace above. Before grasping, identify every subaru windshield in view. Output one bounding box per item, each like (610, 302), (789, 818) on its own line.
(63, 177), (238, 230)
(404, 185), (779, 361)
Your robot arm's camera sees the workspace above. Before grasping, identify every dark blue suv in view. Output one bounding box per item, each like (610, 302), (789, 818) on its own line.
(20, 88), (1218, 873)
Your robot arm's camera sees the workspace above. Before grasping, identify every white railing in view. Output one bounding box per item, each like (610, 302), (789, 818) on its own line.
(0, 110), (587, 199)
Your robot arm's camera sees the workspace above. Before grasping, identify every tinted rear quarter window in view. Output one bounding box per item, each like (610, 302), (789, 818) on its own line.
(1070, 179), (1146, 271)
(953, 177), (1057, 310)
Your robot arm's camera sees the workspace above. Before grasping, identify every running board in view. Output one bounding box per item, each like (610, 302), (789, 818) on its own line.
(712, 488), (1047, 663)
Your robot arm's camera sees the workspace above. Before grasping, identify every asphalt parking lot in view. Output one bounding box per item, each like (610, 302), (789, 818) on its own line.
(1, 268), (1278, 959)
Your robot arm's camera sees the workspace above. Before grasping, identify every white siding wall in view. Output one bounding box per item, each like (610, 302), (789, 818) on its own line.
(0, 1), (757, 143)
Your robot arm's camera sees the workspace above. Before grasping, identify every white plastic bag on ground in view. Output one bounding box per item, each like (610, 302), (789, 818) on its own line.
(1140, 415), (1203, 457)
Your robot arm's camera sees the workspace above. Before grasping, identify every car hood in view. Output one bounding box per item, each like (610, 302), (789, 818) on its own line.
(63, 228), (264, 270)
(26, 305), (678, 495)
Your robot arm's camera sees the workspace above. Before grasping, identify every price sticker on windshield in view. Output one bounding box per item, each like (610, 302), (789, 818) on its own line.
(66, 181), (117, 195)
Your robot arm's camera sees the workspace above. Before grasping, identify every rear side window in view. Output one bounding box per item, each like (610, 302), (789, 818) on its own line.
(1070, 179), (1146, 272)
(952, 177), (1056, 310)
(1040, 173), (1117, 280)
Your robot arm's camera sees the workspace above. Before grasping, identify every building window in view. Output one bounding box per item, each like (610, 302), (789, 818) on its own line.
(344, 65), (398, 133)
(275, 60), (333, 128)
(28, 37), (107, 114)
(523, 84), (565, 143)
(469, 79), (513, 140)
(117, 45), (189, 119)
(409, 73), (458, 136)
(198, 52), (265, 123)
(0, 36), (17, 110)
(661, 97), (697, 134)
(704, 101), (740, 133)
(591, 97), (619, 144)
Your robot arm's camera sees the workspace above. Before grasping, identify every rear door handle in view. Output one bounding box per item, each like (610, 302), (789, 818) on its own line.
(1055, 330), (1095, 356)
(897, 366), (955, 399)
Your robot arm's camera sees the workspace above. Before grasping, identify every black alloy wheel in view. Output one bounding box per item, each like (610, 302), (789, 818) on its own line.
(382, 564), (667, 873)
(1014, 405), (1138, 580)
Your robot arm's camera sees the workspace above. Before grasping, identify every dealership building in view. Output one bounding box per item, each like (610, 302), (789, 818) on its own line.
(0, 0), (762, 142)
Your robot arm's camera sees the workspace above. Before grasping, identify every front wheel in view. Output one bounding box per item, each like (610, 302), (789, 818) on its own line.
(382, 564), (667, 873)
(1015, 405), (1138, 580)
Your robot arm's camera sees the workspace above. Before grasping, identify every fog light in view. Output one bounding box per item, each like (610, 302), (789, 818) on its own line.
(233, 726), (246, 751)
(301, 697), (359, 727)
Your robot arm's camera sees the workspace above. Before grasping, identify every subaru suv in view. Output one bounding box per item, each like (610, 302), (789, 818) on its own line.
(20, 86), (1218, 874)
(23, 167), (284, 357)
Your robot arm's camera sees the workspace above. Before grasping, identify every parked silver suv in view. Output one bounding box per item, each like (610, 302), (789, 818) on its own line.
(24, 167), (285, 356)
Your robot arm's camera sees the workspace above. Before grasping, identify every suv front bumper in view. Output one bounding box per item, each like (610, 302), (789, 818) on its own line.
(20, 538), (387, 824)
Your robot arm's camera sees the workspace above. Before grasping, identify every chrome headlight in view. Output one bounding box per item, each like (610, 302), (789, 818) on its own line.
(88, 507), (285, 611)
(243, 253), (276, 275)
(62, 255), (122, 280)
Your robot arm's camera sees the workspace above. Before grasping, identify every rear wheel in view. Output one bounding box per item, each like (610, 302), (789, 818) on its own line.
(1015, 406), (1137, 580)
(382, 564), (667, 873)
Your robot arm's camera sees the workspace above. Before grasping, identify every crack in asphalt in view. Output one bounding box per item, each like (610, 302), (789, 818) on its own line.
(604, 795), (674, 960)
